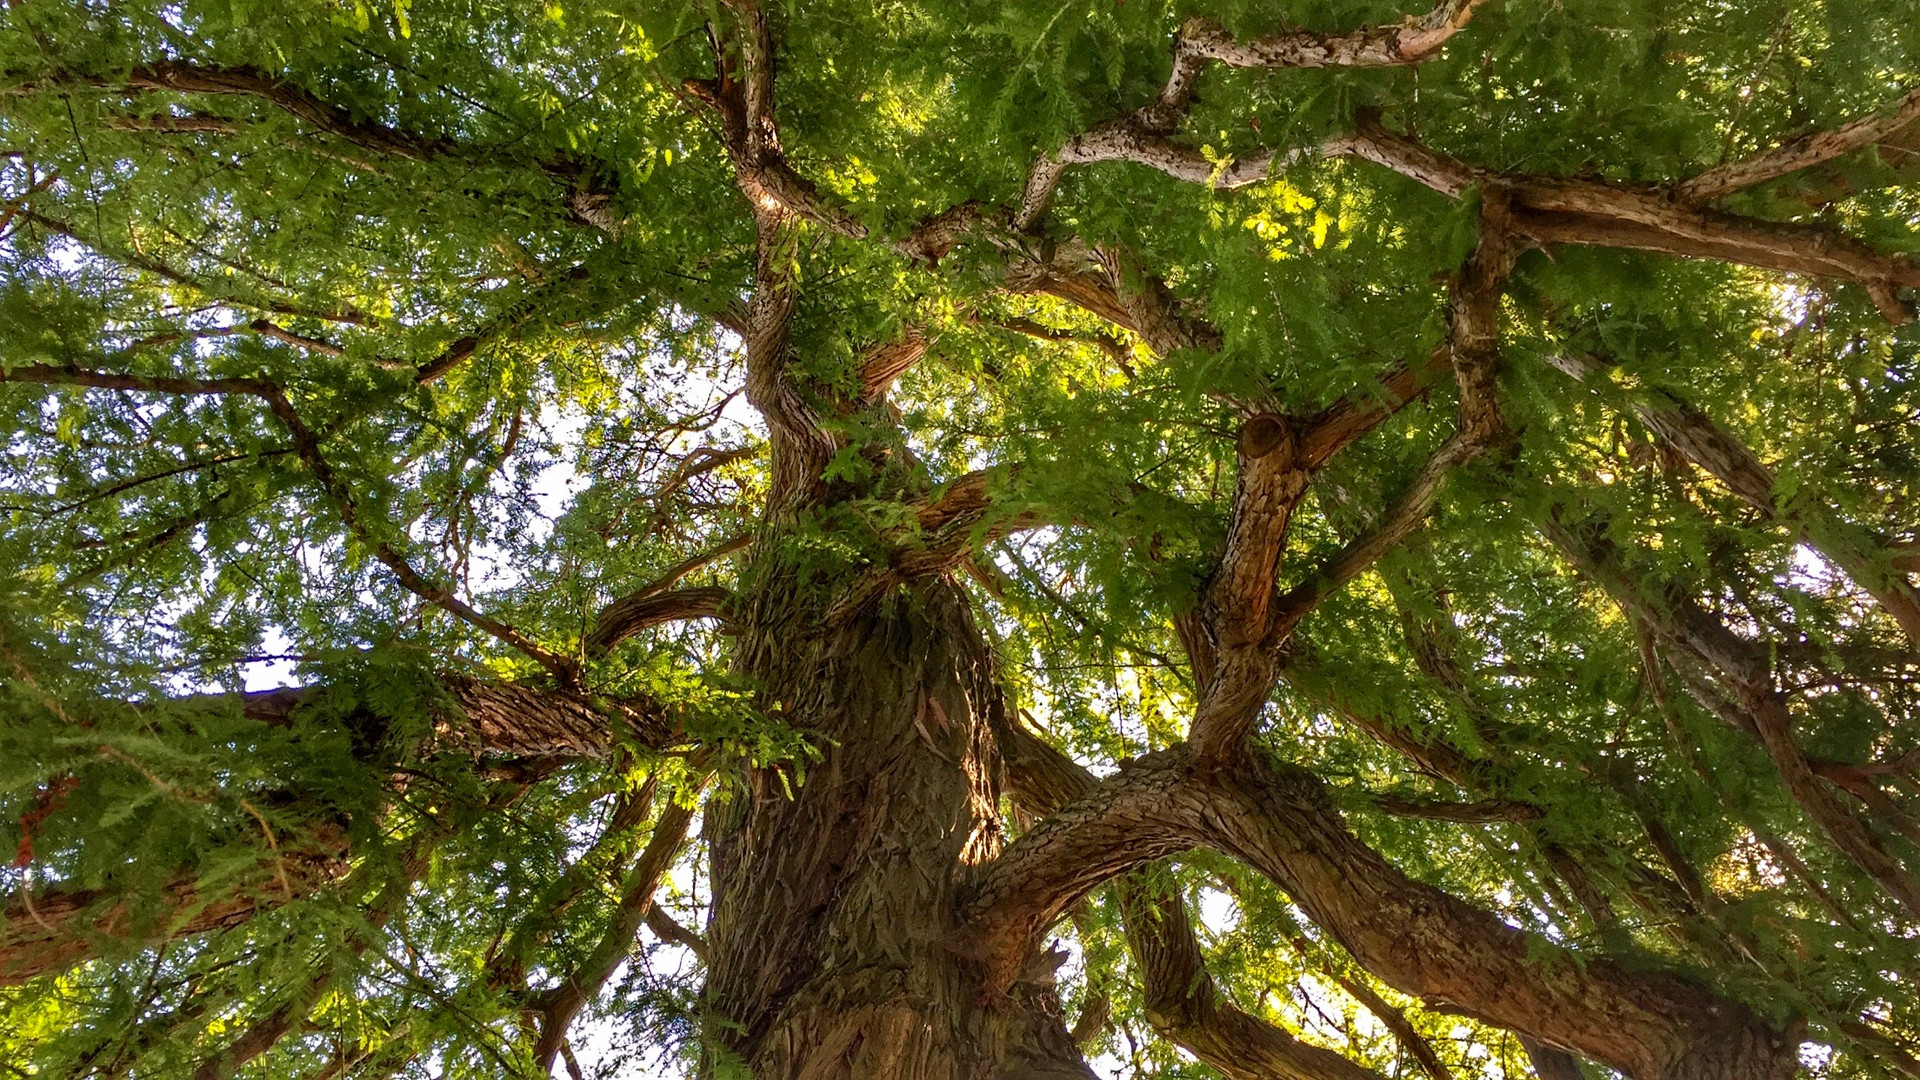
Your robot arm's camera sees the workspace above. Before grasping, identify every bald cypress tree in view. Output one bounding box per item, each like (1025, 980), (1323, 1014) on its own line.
(5, 0), (1920, 1076)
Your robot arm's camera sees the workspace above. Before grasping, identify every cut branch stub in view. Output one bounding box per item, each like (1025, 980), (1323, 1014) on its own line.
(1238, 412), (1296, 460)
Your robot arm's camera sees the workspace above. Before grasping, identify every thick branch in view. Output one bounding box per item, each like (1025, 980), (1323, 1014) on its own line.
(992, 722), (1392, 1080)
(587, 535), (751, 656)
(958, 754), (1200, 986)
(986, 729), (1796, 1079)
(1196, 754), (1795, 1080)
(1, 677), (646, 987)
(1119, 883), (1386, 1080)
(586, 584), (733, 655)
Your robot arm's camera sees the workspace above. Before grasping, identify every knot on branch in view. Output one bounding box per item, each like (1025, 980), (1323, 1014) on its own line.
(1237, 412), (1296, 461)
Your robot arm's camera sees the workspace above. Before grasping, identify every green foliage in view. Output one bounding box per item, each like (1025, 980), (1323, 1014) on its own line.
(5, 0), (1920, 1075)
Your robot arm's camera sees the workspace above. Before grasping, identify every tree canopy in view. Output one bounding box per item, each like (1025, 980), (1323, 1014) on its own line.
(5, 0), (1920, 1076)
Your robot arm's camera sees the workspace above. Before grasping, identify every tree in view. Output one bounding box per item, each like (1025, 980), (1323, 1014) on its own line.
(4, 0), (1920, 1075)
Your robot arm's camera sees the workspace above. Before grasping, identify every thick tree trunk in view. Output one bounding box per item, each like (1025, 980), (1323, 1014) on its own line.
(701, 570), (1089, 1079)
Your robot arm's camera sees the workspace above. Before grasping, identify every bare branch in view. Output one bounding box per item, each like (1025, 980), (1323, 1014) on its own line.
(644, 905), (707, 960)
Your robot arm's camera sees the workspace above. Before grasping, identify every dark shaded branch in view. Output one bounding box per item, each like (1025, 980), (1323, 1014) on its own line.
(1520, 1036), (1588, 1080)
(1365, 792), (1543, 824)
(644, 906), (707, 960)
(19, 210), (377, 326)
(1541, 505), (1920, 920)
(1547, 349), (1920, 648)
(0, 364), (281, 399)
(0, 677), (659, 988)
(1322, 969), (1455, 1080)
(27, 63), (461, 160)
(1118, 883), (1387, 1080)
(530, 798), (698, 1072)
(978, 315), (1136, 377)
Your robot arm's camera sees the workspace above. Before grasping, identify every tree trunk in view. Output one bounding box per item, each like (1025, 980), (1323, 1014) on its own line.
(701, 567), (1090, 1079)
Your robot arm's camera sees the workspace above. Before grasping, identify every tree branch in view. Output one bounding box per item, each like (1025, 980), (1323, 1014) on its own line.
(530, 797), (699, 1072)
(984, 724), (1796, 1079)
(1547, 349), (1920, 649)
(586, 585), (734, 656)
(1680, 85), (1920, 202)
(587, 534), (751, 656)
(1541, 504), (1920, 921)
(0, 676), (651, 987)
(1017, 0), (1486, 228)
(1118, 882), (1387, 1080)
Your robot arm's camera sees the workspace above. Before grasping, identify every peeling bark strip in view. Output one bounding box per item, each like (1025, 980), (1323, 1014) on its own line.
(0, 676), (646, 987)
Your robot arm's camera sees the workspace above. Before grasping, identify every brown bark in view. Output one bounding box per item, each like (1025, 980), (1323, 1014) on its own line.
(701, 571), (1092, 1079)
(1118, 884), (1387, 1080)
(986, 721), (1795, 1080)
(0, 833), (346, 988)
